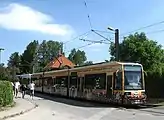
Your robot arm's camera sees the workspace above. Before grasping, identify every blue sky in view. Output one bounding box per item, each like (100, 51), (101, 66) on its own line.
(0, 0), (164, 65)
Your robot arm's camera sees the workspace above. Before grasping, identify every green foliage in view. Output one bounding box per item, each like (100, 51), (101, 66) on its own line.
(145, 72), (164, 98)
(7, 52), (22, 80)
(37, 40), (63, 71)
(0, 81), (13, 106)
(105, 60), (109, 62)
(109, 32), (164, 98)
(109, 32), (164, 75)
(68, 48), (87, 66)
(7, 52), (21, 68)
(84, 61), (93, 65)
(20, 40), (39, 73)
(0, 64), (12, 81)
(7, 40), (64, 73)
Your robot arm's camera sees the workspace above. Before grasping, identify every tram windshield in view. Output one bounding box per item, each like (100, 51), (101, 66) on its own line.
(124, 65), (144, 90)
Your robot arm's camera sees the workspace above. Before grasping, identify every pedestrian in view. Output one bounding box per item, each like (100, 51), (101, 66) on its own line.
(14, 80), (20, 98)
(29, 81), (35, 100)
(20, 84), (26, 99)
(11, 82), (15, 96)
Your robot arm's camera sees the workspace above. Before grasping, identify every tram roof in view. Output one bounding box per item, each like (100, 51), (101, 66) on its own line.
(16, 74), (32, 79)
(32, 61), (142, 76)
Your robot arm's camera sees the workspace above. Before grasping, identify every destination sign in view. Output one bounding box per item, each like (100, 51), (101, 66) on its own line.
(124, 65), (141, 71)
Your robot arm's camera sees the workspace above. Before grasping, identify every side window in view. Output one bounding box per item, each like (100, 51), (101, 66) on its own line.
(115, 72), (122, 90)
(61, 77), (68, 87)
(85, 73), (106, 90)
(47, 77), (53, 86)
(56, 76), (68, 87)
(70, 76), (77, 87)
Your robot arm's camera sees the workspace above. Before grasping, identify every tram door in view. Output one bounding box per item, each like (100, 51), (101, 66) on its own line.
(106, 75), (113, 98)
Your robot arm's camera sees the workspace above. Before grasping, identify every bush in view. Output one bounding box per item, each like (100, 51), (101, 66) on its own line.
(0, 80), (13, 106)
(145, 72), (164, 98)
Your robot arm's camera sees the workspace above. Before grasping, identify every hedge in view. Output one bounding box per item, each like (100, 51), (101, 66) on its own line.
(145, 73), (164, 98)
(0, 80), (13, 106)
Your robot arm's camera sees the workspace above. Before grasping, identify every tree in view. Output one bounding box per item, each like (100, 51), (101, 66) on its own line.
(68, 48), (87, 66)
(8, 52), (21, 68)
(7, 52), (21, 80)
(84, 61), (93, 65)
(109, 32), (164, 74)
(0, 63), (7, 80)
(20, 40), (39, 73)
(0, 64), (12, 81)
(105, 60), (109, 62)
(37, 40), (63, 71)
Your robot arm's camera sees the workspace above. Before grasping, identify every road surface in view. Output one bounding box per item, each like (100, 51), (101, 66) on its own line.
(8, 94), (164, 120)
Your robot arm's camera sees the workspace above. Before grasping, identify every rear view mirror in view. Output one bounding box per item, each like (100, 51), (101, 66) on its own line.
(115, 70), (119, 77)
(144, 71), (147, 77)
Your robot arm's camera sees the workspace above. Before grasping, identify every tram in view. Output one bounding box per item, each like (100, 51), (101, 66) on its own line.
(30, 61), (146, 105)
(16, 74), (32, 86)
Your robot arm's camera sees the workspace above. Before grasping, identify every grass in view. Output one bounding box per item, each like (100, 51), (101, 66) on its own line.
(0, 101), (16, 112)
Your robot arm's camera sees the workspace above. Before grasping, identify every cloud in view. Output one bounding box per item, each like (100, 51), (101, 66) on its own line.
(0, 3), (74, 36)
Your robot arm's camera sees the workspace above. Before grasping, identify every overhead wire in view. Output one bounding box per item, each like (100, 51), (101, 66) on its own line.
(79, 38), (111, 44)
(82, 0), (114, 44)
(63, 30), (91, 44)
(83, 0), (93, 29)
(91, 29), (113, 42)
(65, 42), (96, 54)
(146, 29), (164, 35)
(120, 20), (164, 37)
(92, 29), (114, 34)
(64, 0), (114, 55)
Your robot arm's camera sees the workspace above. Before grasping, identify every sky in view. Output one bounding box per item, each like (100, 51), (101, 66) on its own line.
(1, 0), (164, 65)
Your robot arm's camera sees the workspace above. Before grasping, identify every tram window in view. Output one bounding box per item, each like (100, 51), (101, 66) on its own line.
(56, 77), (61, 85)
(85, 75), (95, 89)
(53, 78), (56, 85)
(56, 76), (68, 87)
(61, 77), (68, 87)
(98, 74), (106, 89)
(115, 72), (122, 90)
(85, 73), (106, 89)
(44, 79), (48, 86)
(39, 79), (42, 87)
(47, 78), (53, 86)
(35, 80), (39, 87)
(70, 76), (77, 87)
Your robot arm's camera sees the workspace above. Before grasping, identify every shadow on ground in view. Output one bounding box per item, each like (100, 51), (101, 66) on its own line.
(33, 92), (117, 108)
(29, 92), (164, 110)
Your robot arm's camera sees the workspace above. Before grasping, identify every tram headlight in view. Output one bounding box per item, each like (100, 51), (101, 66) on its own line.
(125, 92), (131, 95)
(141, 92), (147, 98)
(124, 92), (131, 97)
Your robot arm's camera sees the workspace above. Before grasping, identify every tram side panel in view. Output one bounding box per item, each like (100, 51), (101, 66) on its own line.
(32, 65), (121, 103)
(54, 76), (68, 96)
(69, 75), (78, 98)
(83, 73), (107, 102)
(42, 77), (53, 94)
(33, 77), (42, 92)
(76, 77), (84, 98)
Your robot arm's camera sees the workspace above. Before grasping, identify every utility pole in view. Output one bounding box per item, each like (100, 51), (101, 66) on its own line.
(115, 29), (119, 61)
(32, 43), (40, 73)
(107, 27), (120, 61)
(0, 48), (4, 65)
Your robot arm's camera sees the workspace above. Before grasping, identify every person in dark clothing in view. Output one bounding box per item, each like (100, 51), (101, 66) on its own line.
(20, 84), (26, 99)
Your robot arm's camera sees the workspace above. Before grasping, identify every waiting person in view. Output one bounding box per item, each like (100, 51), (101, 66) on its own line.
(15, 80), (20, 98)
(11, 82), (15, 95)
(20, 84), (27, 99)
(29, 81), (35, 100)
